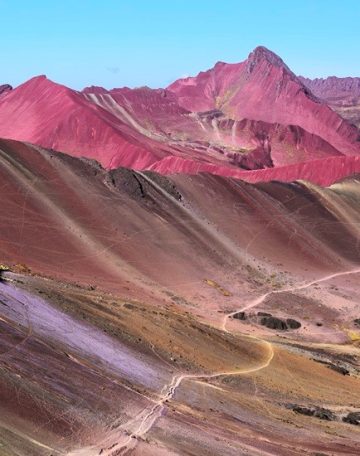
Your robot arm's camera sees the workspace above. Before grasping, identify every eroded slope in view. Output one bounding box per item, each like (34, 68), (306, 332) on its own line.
(1, 139), (360, 455)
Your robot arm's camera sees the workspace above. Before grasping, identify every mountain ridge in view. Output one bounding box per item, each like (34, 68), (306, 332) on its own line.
(0, 46), (360, 186)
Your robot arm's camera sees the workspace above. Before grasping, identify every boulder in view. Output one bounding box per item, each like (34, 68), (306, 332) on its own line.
(233, 311), (246, 320)
(291, 405), (335, 421)
(343, 412), (360, 425)
(292, 405), (314, 416)
(286, 318), (301, 329)
(260, 316), (288, 330)
(313, 408), (335, 421)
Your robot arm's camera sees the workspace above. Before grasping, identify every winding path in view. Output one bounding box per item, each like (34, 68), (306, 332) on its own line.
(98, 342), (273, 456)
(97, 266), (360, 456)
(221, 267), (360, 331)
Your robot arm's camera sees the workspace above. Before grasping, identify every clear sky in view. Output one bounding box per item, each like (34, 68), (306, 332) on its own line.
(1, 1), (360, 90)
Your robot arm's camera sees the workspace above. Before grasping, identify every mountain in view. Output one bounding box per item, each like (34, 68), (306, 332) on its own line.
(0, 75), (166, 169)
(299, 75), (360, 128)
(1, 138), (360, 456)
(168, 46), (360, 156)
(0, 46), (359, 186)
(2, 47), (360, 456)
(0, 73), (344, 177)
(1, 136), (359, 303)
(299, 76), (360, 104)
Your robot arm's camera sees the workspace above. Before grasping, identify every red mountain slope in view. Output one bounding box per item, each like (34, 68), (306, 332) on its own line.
(0, 47), (359, 185)
(0, 74), (343, 173)
(299, 76), (360, 104)
(148, 154), (360, 187)
(0, 77), (346, 173)
(168, 46), (360, 156)
(0, 76), (165, 169)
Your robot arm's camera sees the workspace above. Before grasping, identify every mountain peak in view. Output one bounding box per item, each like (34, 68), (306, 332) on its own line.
(247, 46), (291, 73)
(13, 75), (75, 97)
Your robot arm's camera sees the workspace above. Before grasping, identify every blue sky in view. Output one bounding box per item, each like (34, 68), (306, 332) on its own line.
(1, 1), (360, 89)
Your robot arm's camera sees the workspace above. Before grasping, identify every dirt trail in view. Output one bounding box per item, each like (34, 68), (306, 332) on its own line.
(221, 267), (360, 331)
(97, 346), (274, 456)
(95, 267), (360, 456)
(7, 151), (357, 456)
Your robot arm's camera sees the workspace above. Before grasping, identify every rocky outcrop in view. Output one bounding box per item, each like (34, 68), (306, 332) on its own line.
(291, 405), (315, 416)
(232, 311), (302, 331)
(286, 318), (301, 329)
(259, 316), (301, 331)
(343, 412), (360, 425)
(233, 311), (246, 320)
(0, 84), (12, 97)
(313, 408), (336, 421)
(289, 405), (335, 421)
(260, 316), (288, 330)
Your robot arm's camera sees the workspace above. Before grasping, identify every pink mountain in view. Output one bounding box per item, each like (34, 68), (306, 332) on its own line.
(168, 46), (360, 156)
(299, 75), (360, 104)
(0, 46), (359, 186)
(0, 76), (167, 169)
